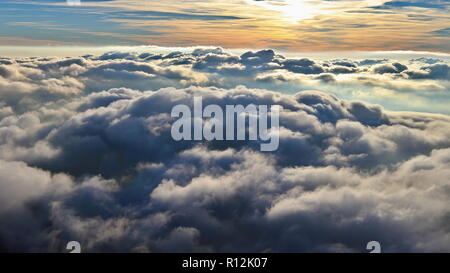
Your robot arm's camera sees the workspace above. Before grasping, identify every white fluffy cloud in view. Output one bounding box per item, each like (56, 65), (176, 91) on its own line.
(1, 48), (449, 115)
(0, 49), (450, 252)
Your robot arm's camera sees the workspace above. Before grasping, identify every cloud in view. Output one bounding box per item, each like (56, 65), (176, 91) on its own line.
(404, 63), (450, 80)
(373, 63), (408, 74)
(1, 49), (450, 252)
(374, 0), (449, 10)
(1, 48), (449, 114)
(1, 0), (450, 53)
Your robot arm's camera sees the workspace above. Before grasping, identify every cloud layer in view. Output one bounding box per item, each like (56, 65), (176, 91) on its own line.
(1, 0), (449, 52)
(0, 48), (450, 252)
(1, 47), (449, 115)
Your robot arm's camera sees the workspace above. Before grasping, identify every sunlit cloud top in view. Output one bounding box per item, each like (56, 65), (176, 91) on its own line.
(0, 0), (449, 52)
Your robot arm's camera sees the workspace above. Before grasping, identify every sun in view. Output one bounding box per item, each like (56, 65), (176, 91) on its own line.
(249, 0), (317, 23)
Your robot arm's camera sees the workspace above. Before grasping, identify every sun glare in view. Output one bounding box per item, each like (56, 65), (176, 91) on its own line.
(250, 0), (318, 23)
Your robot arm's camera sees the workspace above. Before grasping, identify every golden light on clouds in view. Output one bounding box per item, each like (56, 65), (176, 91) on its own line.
(1, 0), (449, 52)
(248, 0), (319, 22)
(246, 0), (388, 23)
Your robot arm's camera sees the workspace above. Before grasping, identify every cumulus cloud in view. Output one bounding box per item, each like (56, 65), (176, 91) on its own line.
(0, 48), (450, 252)
(373, 62), (408, 74)
(404, 63), (450, 80)
(1, 48), (449, 114)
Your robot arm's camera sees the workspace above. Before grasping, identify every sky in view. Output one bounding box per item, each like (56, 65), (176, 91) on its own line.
(0, 0), (449, 52)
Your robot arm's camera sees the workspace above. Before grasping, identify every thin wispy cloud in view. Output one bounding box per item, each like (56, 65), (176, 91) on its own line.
(0, 0), (449, 52)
